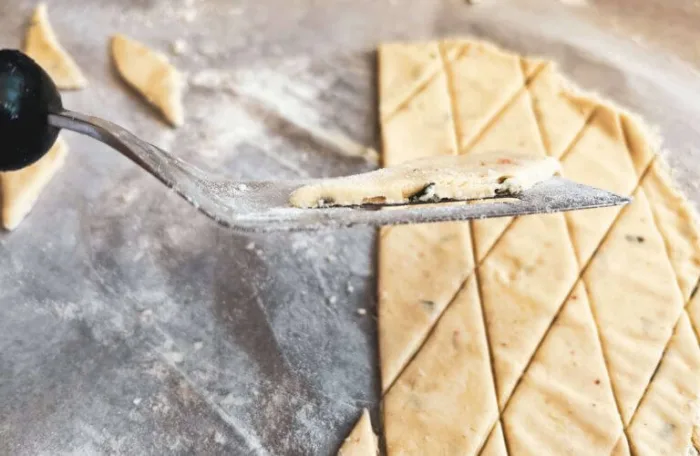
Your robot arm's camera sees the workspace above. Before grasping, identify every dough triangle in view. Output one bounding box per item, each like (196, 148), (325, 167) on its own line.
(503, 281), (623, 454)
(627, 314), (700, 454)
(479, 211), (578, 408)
(1, 137), (68, 231)
(24, 3), (87, 90)
(380, 70), (457, 166)
(378, 42), (445, 121)
(337, 409), (377, 456)
(111, 34), (184, 127)
(583, 186), (685, 425)
(383, 275), (498, 454)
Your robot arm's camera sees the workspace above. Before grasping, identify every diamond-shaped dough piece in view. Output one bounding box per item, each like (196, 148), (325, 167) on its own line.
(24, 3), (87, 90)
(583, 186), (685, 425)
(383, 275), (499, 455)
(446, 41), (524, 151)
(528, 63), (595, 158)
(111, 34), (184, 127)
(562, 106), (649, 265)
(627, 313), (700, 455)
(1, 137), (68, 231)
(380, 71), (457, 166)
(479, 212), (579, 408)
(378, 42), (444, 121)
(503, 281), (622, 454)
(379, 222), (473, 391)
(337, 409), (377, 456)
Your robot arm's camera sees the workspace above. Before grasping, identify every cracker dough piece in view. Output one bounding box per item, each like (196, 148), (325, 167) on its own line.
(111, 34), (185, 127)
(378, 43), (444, 121)
(378, 222), (473, 392)
(24, 3), (87, 90)
(627, 314), (700, 455)
(383, 275), (500, 455)
(446, 41), (524, 151)
(583, 186), (685, 425)
(479, 211), (579, 408)
(503, 281), (622, 454)
(289, 153), (559, 208)
(1, 137), (68, 231)
(337, 409), (378, 456)
(642, 159), (700, 301)
(527, 63), (596, 159)
(380, 70), (457, 167)
(562, 105), (650, 266)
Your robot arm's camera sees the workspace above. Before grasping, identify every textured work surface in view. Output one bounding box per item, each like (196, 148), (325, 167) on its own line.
(379, 39), (700, 455)
(2, 0), (700, 455)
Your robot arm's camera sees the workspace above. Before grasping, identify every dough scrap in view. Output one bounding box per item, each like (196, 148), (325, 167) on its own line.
(289, 153), (559, 208)
(24, 3), (87, 90)
(376, 38), (700, 456)
(1, 137), (68, 231)
(337, 409), (378, 456)
(111, 34), (185, 127)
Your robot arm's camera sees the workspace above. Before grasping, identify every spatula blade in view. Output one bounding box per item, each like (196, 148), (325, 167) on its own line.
(210, 177), (631, 232)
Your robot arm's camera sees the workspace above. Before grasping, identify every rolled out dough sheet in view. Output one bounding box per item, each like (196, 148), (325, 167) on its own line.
(376, 38), (700, 455)
(289, 153), (559, 208)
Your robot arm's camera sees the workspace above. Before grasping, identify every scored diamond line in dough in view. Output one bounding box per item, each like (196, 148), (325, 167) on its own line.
(439, 41), (510, 454)
(378, 39), (700, 455)
(380, 42), (470, 124)
(611, 167), (700, 450)
(379, 39), (534, 393)
(495, 60), (627, 455)
(477, 157), (658, 452)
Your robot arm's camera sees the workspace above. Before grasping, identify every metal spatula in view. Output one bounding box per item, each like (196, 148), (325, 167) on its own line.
(0, 50), (630, 232)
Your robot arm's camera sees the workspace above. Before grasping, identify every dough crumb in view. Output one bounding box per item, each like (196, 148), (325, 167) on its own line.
(245, 242), (256, 251)
(357, 308), (367, 316)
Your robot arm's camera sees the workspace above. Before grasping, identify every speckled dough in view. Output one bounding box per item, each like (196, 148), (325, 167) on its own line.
(289, 153), (559, 208)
